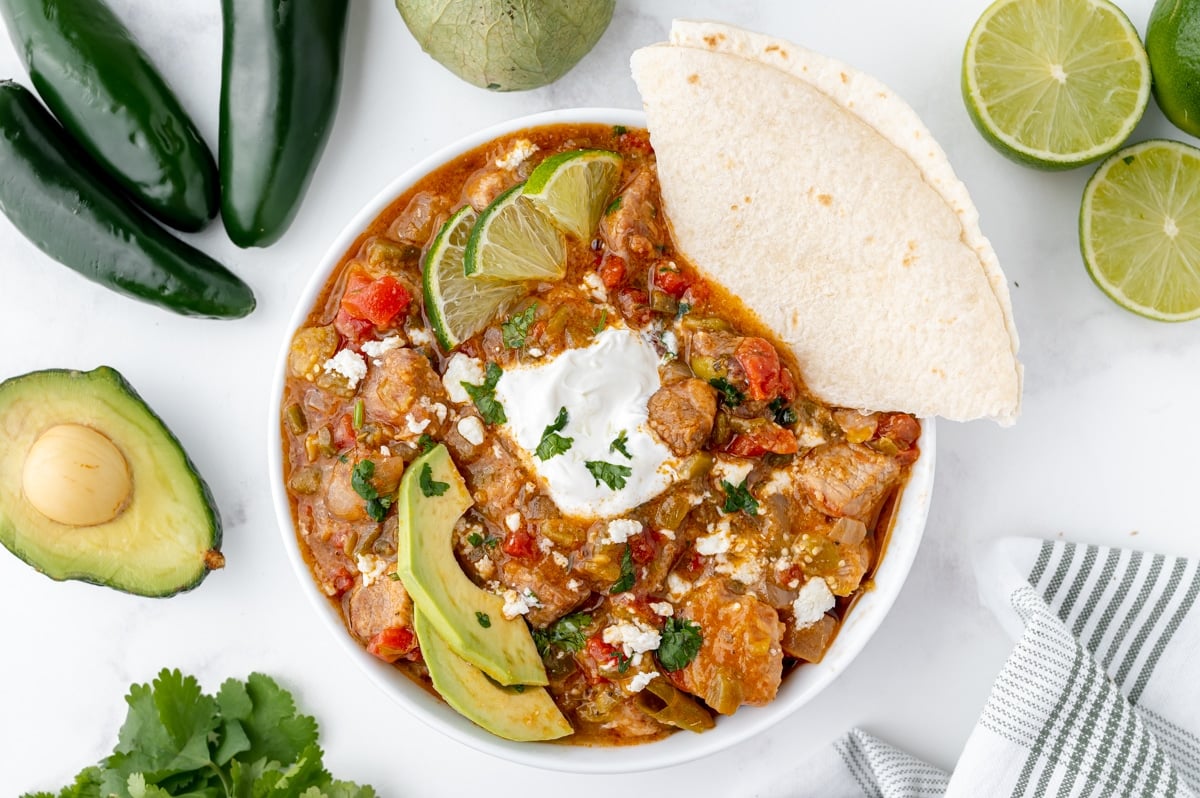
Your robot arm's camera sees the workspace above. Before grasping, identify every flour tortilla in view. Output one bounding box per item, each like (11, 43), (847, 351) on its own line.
(630, 21), (1022, 424)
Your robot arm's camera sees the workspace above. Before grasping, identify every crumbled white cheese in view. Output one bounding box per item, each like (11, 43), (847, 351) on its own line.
(658, 528), (676, 540)
(649, 601), (674, 617)
(581, 271), (607, 301)
(792, 577), (835, 629)
(442, 354), (485, 404)
(495, 138), (539, 169)
(408, 327), (435, 347)
(538, 536), (553, 553)
(628, 671), (660, 693)
(527, 347), (545, 358)
(695, 518), (733, 556)
(501, 588), (541, 619)
(380, 445), (392, 457)
(406, 414), (431, 435)
(323, 349), (367, 390)
(667, 573), (692, 601)
(457, 416), (485, 446)
(505, 512), (522, 532)
(759, 468), (794, 498)
(603, 621), (662, 664)
(430, 401), (448, 422)
(355, 554), (390, 588)
(360, 336), (403, 363)
(567, 578), (582, 591)
(552, 551), (569, 569)
(475, 554), (496, 579)
(711, 456), (754, 490)
(605, 518), (642, 545)
(715, 554), (764, 586)
(660, 330), (679, 358)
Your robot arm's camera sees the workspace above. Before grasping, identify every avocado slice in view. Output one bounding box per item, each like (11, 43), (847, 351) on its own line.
(396, 445), (546, 686)
(0, 367), (223, 596)
(414, 609), (571, 741)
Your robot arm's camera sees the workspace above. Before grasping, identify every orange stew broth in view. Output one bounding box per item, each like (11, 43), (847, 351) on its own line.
(280, 123), (919, 745)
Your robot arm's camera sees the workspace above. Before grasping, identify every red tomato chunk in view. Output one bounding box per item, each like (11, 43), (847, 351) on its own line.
(367, 626), (419, 664)
(341, 271), (412, 327)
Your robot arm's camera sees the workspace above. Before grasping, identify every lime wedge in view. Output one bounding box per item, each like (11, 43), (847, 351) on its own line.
(464, 184), (566, 281)
(523, 149), (624, 239)
(424, 206), (526, 350)
(1080, 140), (1200, 322)
(963, 0), (1150, 170)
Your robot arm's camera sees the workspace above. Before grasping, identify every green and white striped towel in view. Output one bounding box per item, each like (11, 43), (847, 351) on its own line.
(792, 539), (1200, 797)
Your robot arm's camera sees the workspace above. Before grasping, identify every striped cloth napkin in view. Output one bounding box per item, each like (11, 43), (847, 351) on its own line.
(781, 539), (1200, 797)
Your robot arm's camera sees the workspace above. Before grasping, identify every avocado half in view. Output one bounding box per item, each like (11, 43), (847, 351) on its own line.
(0, 366), (223, 596)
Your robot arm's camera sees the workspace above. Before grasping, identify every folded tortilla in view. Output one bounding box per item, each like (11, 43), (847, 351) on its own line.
(631, 20), (1022, 424)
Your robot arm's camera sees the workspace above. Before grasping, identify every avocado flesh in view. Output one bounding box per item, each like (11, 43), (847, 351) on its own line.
(414, 609), (571, 742)
(0, 367), (222, 596)
(396, 445), (546, 686)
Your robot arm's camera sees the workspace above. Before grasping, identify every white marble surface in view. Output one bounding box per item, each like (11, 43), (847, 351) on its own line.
(2, 0), (1198, 794)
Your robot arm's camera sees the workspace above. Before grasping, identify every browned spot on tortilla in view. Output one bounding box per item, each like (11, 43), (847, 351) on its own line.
(817, 194), (832, 206)
(903, 240), (919, 267)
(840, 72), (848, 84)
(765, 44), (779, 52)
(744, 195), (752, 204)
(703, 33), (726, 48)
(931, 368), (946, 378)
(878, 92), (887, 99)
(688, 73), (700, 84)
(730, 204), (739, 211)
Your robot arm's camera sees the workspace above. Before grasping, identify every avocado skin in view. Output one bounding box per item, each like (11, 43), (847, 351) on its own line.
(0, 366), (223, 597)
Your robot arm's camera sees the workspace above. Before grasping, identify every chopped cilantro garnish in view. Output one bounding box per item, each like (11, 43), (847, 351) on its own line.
(351, 459), (393, 521)
(416, 433), (436, 453)
(532, 612), (593, 657)
(605, 195), (622, 216)
(586, 459), (632, 491)
(476, 611), (491, 628)
(593, 308), (608, 334)
(709, 377), (745, 407)
(463, 361), (506, 424)
(610, 430), (632, 459)
(676, 301), (693, 319)
(613, 124), (628, 135)
(501, 304), (537, 349)
(535, 406), (574, 460)
(609, 544), (636, 593)
(721, 478), (759, 516)
(419, 462), (449, 498)
(511, 684), (525, 693)
(483, 535), (500, 549)
(770, 396), (798, 426)
(658, 618), (703, 671)
(615, 652), (632, 674)
(467, 532), (484, 547)
(388, 572), (402, 581)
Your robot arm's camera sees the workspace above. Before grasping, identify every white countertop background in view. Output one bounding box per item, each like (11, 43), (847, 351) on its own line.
(3, 1), (1198, 794)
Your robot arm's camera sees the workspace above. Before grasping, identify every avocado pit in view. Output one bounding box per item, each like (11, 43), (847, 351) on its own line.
(22, 423), (132, 527)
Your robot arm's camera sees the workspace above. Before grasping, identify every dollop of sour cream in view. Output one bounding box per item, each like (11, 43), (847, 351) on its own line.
(493, 328), (678, 518)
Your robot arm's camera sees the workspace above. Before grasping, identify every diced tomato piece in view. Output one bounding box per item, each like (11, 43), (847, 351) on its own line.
(681, 280), (711, 309)
(618, 128), (654, 155)
(615, 287), (652, 327)
(334, 308), (374, 347)
(777, 367), (798, 402)
(628, 532), (656, 565)
(894, 446), (921, 467)
(599, 255), (627, 289)
(681, 548), (706, 579)
(734, 337), (783, 401)
(502, 528), (538, 560)
(875, 413), (922, 447)
(367, 626), (419, 664)
(333, 414), (356, 450)
(330, 568), (355, 598)
(340, 271), (412, 327)
(726, 425), (798, 457)
(651, 261), (690, 298)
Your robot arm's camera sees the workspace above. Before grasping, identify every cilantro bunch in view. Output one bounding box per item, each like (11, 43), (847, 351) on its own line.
(24, 669), (375, 798)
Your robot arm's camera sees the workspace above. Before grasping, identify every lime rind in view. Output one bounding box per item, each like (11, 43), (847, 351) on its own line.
(523, 149), (624, 239)
(464, 184), (567, 281)
(963, 0), (1151, 170)
(1080, 139), (1200, 322)
(424, 206), (526, 350)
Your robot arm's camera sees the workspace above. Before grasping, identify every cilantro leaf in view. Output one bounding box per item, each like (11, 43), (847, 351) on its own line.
(609, 544), (636, 593)
(467, 532), (483, 547)
(535, 407), (574, 460)
(658, 618), (703, 671)
(419, 463), (449, 498)
(463, 362), (506, 425)
(770, 396), (798, 427)
(592, 308), (608, 334)
(610, 430), (631, 459)
(605, 195), (622, 216)
(709, 377), (744, 407)
(501, 304), (537, 349)
(532, 612), (593, 657)
(615, 652), (632, 674)
(476, 611), (492, 628)
(351, 460), (392, 522)
(721, 478), (759, 516)
(586, 460), (632, 491)
(416, 433), (436, 454)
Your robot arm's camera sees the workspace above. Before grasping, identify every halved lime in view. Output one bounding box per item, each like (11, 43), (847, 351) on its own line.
(1080, 140), (1200, 322)
(464, 184), (566, 281)
(523, 149), (624, 239)
(424, 206), (526, 350)
(963, 0), (1151, 170)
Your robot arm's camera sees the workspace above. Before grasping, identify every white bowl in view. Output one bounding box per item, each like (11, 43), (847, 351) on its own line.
(268, 107), (936, 774)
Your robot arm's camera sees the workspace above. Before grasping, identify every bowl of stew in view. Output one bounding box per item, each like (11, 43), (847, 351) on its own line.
(268, 107), (935, 772)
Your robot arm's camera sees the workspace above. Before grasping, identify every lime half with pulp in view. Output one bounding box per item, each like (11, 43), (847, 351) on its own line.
(424, 206), (526, 350)
(464, 184), (566, 281)
(1081, 140), (1200, 322)
(523, 149), (624, 239)
(963, 0), (1151, 170)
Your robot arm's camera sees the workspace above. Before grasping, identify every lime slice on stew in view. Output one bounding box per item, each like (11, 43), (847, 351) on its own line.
(523, 149), (624, 239)
(1080, 140), (1200, 322)
(962, 0), (1150, 170)
(424, 206), (526, 349)
(464, 184), (566, 281)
